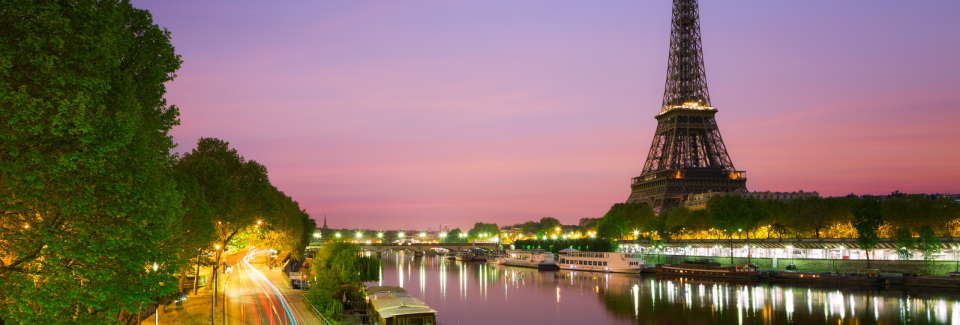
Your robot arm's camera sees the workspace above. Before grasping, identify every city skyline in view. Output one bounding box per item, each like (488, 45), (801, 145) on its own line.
(134, 0), (960, 229)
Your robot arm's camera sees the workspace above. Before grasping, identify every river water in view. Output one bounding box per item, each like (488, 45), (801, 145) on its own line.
(365, 252), (960, 325)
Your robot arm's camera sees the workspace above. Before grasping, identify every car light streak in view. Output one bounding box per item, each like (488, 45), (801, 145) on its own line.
(243, 248), (302, 325)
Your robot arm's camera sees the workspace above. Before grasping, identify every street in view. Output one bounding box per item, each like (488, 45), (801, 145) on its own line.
(223, 248), (320, 325)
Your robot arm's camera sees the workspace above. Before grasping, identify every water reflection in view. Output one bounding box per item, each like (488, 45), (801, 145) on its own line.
(374, 252), (960, 324)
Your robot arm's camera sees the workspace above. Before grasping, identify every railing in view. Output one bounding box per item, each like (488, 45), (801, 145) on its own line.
(303, 298), (333, 325)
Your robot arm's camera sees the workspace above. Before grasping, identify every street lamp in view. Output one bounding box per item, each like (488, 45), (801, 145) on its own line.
(551, 234), (557, 239)
(378, 232), (384, 238)
(335, 233), (341, 238)
(356, 232), (362, 239)
(314, 233), (321, 238)
(440, 232), (447, 238)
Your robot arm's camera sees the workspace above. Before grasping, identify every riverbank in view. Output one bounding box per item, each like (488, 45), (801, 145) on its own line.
(643, 254), (960, 274)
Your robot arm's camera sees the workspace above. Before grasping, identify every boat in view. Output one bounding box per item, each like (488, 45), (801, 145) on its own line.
(444, 250), (457, 259)
(947, 272), (960, 277)
(768, 269), (884, 285)
(655, 259), (760, 279)
(504, 249), (559, 270)
(485, 252), (507, 264)
(903, 274), (960, 288)
(364, 286), (438, 325)
(556, 249), (645, 274)
(455, 248), (486, 261)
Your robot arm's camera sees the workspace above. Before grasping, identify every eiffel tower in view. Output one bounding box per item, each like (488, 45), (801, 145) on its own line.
(626, 0), (747, 212)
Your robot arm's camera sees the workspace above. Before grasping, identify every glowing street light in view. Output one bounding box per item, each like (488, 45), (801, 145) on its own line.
(314, 233), (321, 238)
(398, 232), (405, 238)
(215, 244), (220, 250)
(378, 232), (384, 238)
(356, 232), (363, 239)
(459, 233), (466, 238)
(335, 233), (341, 238)
(419, 233), (425, 238)
(152, 263), (158, 272)
(551, 234), (557, 239)
(440, 232), (447, 238)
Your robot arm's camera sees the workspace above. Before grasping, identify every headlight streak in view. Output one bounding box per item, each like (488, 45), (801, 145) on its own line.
(241, 250), (301, 325)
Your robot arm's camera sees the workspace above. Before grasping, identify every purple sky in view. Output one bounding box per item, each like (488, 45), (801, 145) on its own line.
(133, 0), (960, 230)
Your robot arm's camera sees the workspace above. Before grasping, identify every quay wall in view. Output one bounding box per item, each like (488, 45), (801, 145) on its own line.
(643, 254), (960, 274)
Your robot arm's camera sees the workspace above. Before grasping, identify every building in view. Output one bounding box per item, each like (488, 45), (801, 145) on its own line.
(684, 190), (819, 210)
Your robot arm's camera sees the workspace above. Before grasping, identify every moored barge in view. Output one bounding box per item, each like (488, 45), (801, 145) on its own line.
(768, 269), (884, 285)
(655, 260), (760, 279)
(504, 249), (559, 270)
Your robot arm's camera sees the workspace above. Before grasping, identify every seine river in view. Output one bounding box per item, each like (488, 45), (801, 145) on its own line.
(366, 252), (960, 325)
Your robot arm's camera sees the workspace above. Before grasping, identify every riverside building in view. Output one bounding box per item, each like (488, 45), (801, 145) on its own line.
(684, 190), (820, 210)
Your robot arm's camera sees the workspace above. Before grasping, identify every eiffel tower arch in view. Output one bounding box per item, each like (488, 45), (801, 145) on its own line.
(627, 0), (747, 212)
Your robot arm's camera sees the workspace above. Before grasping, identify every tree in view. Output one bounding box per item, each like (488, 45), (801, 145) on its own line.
(788, 197), (832, 238)
(850, 197), (882, 268)
(665, 207), (691, 239)
(519, 221), (540, 236)
(708, 195), (767, 264)
(305, 243), (381, 321)
(894, 228), (915, 261)
(597, 204), (630, 240)
(444, 228), (465, 243)
(917, 224), (942, 262)
(467, 222), (500, 241)
(175, 138), (278, 280)
(539, 217), (562, 232)
(0, 1), (185, 323)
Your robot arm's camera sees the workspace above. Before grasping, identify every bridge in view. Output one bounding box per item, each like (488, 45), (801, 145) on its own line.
(307, 242), (500, 256)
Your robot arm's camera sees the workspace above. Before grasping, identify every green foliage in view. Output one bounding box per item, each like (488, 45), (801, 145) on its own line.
(597, 203), (655, 240)
(0, 1), (187, 323)
(443, 228), (465, 243)
(467, 222), (499, 241)
(707, 195), (768, 239)
(894, 228), (915, 260)
(513, 238), (614, 254)
(917, 224), (942, 261)
(519, 221), (540, 235)
(884, 196), (955, 237)
(305, 243), (381, 321)
(851, 197), (883, 262)
(538, 217), (562, 231)
(175, 138), (279, 278)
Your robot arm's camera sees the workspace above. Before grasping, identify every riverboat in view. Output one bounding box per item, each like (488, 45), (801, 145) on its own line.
(655, 259), (760, 279)
(485, 253), (507, 264)
(365, 286), (438, 325)
(768, 269), (884, 285)
(504, 249), (559, 270)
(556, 249), (645, 274)
(455, 250), (480, 261)
(903, 274), (960, 288)
(444, 250), (457, 259)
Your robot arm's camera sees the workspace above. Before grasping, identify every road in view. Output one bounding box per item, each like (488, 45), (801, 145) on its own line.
(222, 248), (320, 325)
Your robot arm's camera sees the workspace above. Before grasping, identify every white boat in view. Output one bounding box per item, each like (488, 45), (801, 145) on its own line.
(504, 249), (558, 269)
(557, 249), (645, 274)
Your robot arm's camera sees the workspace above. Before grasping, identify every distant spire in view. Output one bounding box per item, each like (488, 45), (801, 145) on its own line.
(323, 215), (328, 229)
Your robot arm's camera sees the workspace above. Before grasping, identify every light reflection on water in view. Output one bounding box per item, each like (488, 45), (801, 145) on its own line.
(368, 252), (960, 324)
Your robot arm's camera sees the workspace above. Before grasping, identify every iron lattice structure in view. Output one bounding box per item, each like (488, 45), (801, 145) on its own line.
(627, 0), (747, 212)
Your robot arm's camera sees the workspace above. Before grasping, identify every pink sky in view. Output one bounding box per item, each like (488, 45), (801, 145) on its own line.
(133, 0), (960, 230)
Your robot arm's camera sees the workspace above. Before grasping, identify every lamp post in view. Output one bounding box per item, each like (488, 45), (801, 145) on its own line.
(212, 244), (220, 325)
